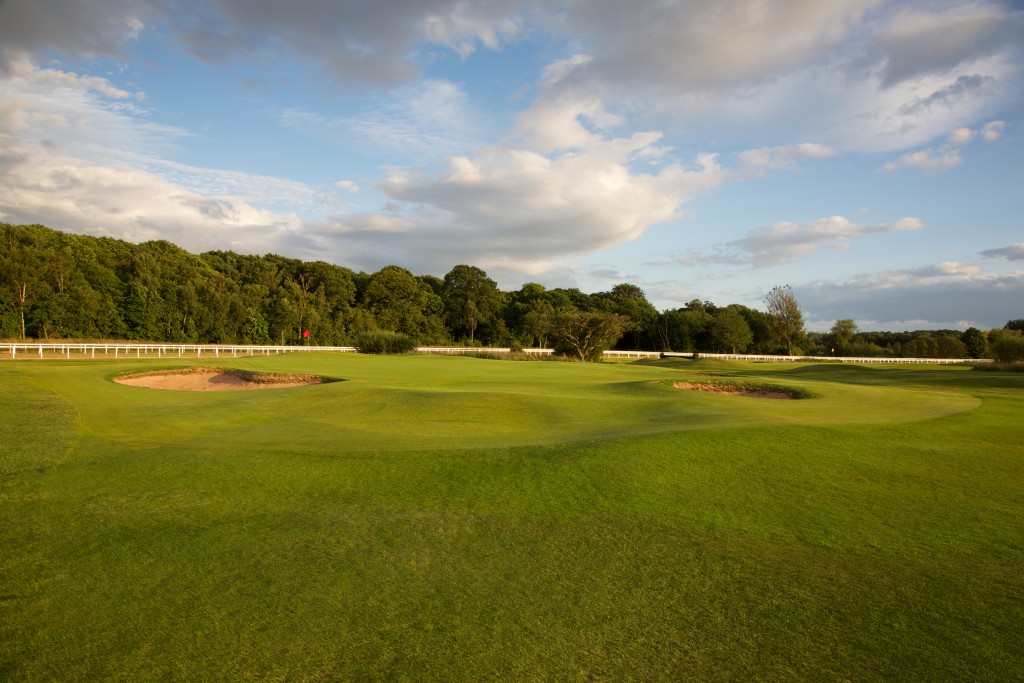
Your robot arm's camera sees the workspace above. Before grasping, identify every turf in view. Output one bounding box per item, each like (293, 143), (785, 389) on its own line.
(1, 354), (1021, 680)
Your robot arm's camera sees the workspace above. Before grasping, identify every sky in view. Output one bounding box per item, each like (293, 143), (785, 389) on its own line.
(0, 0), (1022, 331)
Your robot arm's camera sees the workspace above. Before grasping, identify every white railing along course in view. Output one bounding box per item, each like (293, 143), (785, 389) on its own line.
(0, 343), (985, 364)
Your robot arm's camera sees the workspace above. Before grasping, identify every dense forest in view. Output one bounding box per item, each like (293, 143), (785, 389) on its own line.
(2, 223), (1019, 358)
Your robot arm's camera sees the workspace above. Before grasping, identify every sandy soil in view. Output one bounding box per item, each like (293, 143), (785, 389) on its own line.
(115, 369), (319, 391)
(673, 381), (794, 399)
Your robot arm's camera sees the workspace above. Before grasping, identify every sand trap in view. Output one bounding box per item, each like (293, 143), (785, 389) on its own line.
(115, 368), (324, 391)
(674, 381), (796, 399)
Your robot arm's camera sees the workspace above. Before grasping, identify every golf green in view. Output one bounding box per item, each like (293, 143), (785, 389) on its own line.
(1, 355), (1021, 680)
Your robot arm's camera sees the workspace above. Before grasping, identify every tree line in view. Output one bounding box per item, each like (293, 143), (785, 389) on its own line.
(1, 223), (1020, 359)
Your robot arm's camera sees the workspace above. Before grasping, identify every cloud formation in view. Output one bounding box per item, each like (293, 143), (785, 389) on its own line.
(873, 4), (1018, 87)
(0, 0), (1019, 314)
(280, 79), (486, 160)
(309, 131), (724, 277)
(679, 215), (923, 268)
(0, 56), (313, 254)
(736, 143), (838, 176)
(980, 243), (1024, 262)
(798, 262), (1024, 329)
(883, 119), (1007, 173)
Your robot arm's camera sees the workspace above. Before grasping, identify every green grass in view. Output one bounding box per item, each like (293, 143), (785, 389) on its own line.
(1, 354), (1022, 680)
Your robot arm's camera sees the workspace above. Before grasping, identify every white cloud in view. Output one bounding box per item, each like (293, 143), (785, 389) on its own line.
(680, 215), (923, 268)
(883, 146), (963, 173)
(883, 117), (1009, 173)
(736, 143), (838, 176)
(304, 110), (725, 278)
(0, 57), (322, 255)
(3, 1), (1018, 156)
(948, 127), (975, 144)
(534, 1), (1021, 153)
(422, 7), (520, 57)
(0, 134), (301, 252)
(981, 120), (1006, 141)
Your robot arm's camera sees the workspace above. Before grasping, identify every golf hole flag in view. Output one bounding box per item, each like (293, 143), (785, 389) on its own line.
(303, 330), (310, 339)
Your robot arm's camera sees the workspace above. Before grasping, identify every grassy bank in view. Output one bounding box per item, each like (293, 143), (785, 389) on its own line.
(1, 355), (1021, 680)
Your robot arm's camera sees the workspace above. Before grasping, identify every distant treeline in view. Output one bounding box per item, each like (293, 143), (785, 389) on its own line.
(1, 223), (1019, 358)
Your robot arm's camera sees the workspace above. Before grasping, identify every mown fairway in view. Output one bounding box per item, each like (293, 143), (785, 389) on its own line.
(1, 354), (1022, 681)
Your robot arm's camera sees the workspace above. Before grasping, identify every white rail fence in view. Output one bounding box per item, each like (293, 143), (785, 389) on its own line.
(662, 352), (986, 365)
(0, 343), (357, 360)
(0, 343), (984, 364)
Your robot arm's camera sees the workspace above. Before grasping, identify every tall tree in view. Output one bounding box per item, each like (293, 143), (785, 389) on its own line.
(764, 285), (805, 355)
(604, 283), (658, 350)
(829, 319), (857, 355)
(961, 327), (988, 359)
(1, 225), (51, 339)
(442, 265), (502, 343)
(362, 265), (446, 344)
(711, 306), (753, 354)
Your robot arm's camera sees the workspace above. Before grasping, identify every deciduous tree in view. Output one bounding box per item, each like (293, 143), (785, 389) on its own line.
(961, 327), (988, 359)
(829, 319), (857, 355)
(711, 306), (753, 354)
(552, 310), (630, 361)
(764, 285), (805, 355)
(442, 265), (502, 343)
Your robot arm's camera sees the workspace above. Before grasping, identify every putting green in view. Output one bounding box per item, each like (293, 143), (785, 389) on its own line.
(16, 354), (980, 453)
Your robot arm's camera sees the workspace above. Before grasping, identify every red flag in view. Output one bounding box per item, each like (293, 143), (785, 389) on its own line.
(302, 330), (310, 339)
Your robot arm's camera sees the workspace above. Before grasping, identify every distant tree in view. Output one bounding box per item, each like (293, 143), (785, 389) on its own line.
(417, 274), (445, 297)
(521, 300), (556, 348)
(936, 334), (967, 359)
(961, 327), (988, 359)
(241, 307), (271, 344)
(442, 265), (503, 343)
(992, 336), (1024, 363)
(1, 225), (51, 339)
(711, 306), (753, 353)
(656, 301), (715, 352)
(764, 285), (805, 355)
(552, 310), (630, 361)
(362, 265), (446, 343)
(603, 283), (658, 350)
(829, 319), (857, 355)
(1005, 319), (1024, 331)
(735, 305), (774, 353)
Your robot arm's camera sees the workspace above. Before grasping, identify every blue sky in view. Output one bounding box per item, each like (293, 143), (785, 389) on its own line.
(0, 0), (1021, 331)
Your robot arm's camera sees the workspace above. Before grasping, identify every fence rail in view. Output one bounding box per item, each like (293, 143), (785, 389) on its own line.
(662, 352), (986, 364)
(0, 343), (986, 365)
(0, 343), (357, 360)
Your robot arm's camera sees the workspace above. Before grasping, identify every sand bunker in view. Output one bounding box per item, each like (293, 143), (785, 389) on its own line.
(115, 368), (325, 391)
(673, 381), (798, 399)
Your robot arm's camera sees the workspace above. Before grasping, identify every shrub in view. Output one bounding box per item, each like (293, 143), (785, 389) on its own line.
(991, 336), (1024, 364)
(354, 330), (416, 355)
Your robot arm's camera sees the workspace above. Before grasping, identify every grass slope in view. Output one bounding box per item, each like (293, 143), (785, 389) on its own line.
(1, 355), (1021, 681)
